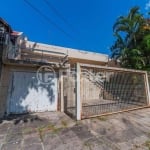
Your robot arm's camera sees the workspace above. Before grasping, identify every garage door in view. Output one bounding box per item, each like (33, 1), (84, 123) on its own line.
(7, 71), (58, 114)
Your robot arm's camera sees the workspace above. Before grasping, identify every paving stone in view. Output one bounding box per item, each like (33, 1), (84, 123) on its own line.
(22, 126), (38, 135)
(88, 118), (115, 134)
(1, 109), (150, 149)
(92, 121), (120, 137)
(131, 135), (149, 147)
(59, 128), (77, 140)
(7, 125), (23, 134)
(71, 125), (94, 141)
(43, 135), (63, 150)
(83, 137), (115, 150)
(1, 142), (21, 150)
(43, 132), (58, 145)
(23, 133), (41, 145)
(22, 143), (43, 150)
(106, 127), (144, 143)
(0, 123), (10, 135)
(0, 134), (5, 143)
(0, 135), (6, 150)
(43, 132), (62, 146)
(117, 142), (135, 150)
(44, 136), (83, 150)
(5, 133), (23, 144)
(59, 129), (84, 149)
(108, 118), (128, 130)
(124, 119), (150, 135)
(98, 136), (120, 150)
(117, 140), (149, 150)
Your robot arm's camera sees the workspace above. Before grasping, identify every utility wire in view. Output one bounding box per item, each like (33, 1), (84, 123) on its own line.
(43, 0), (76, 32)
(24, 0), (77, 42)
(43, 0), (85, 46)
(43, 0), (83, 45)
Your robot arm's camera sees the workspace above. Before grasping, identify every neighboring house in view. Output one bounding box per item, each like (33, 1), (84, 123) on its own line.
(0, 18), (108, 118)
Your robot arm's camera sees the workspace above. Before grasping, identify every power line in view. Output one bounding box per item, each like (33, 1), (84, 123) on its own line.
(43, 0), (85, 46)
(43, 0), (76, 32)
(24, 0), (77, 42)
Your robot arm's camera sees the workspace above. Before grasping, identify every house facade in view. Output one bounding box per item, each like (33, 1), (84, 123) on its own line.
(0, 18), (108, 118)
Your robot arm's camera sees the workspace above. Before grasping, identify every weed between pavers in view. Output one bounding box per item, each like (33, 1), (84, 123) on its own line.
(61, 120), (67, 127)
(84, 142), (92, 150)
(97, 116), (107, 121)
(144, 139), (150, 150)
(38, 124), (62, 133)
(75, 121), (82, 126)
(37, 122), (68, 141)
(133, 144), (141, 149)
(38, 128), (43, 142)
(22, 121), (70, 143)
(23, 127), (36, 134)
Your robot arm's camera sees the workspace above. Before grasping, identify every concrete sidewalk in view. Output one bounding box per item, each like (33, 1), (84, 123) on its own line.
(1, 108), (150, 150)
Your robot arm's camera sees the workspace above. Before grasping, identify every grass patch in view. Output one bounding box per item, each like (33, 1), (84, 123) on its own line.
(76, 121), (82, 126)
(23, 127), (36, 134)
(37, 123), (64, 141)
(91, 118), (97, 123)
(61, 120), (67, 127)
(144, 140), (150, 150)
(38, 128), (44, 142)
(37, 124), (57, 134)
(84, 142), (92, 150)
(52, 127), (62, 134)
(46, 124), (56, 131)
(97, 116), (107, 121)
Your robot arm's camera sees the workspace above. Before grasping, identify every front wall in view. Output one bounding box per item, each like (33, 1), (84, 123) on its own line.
(69, 58), (107, 66)
(0, 65), (58, 117)
(0, 65), (10, 117)
(81, 77), (102, 105)
(7, 71), (58, 114)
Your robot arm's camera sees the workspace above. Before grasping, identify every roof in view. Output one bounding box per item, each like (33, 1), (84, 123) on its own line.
(24, 41), (109, 63)
(11, 31), (23, 36)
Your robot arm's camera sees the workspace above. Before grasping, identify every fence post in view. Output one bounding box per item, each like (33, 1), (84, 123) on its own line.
(59, 70), (64, 112)
(145, 72), (150, 105)
(76, 63), (81, 120)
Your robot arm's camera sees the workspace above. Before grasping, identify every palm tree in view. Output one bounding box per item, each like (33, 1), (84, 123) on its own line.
(140, 34), (150, 70)
(111, 6), (146, 69)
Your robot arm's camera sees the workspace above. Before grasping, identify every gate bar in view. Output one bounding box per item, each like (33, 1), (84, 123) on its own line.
(59, 69), (64, 112)
(145, 73), (150, 105)
(82, 106), (150, 119)
(80, 63), (147, 73)
(76, 63), (81, 120)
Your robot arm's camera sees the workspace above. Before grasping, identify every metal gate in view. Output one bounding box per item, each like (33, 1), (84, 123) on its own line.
(80, 64), (149, 119)
(63, 70), (76, 119)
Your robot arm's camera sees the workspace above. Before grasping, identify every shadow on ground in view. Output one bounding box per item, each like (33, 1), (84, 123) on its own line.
(0, 113), (48, 125)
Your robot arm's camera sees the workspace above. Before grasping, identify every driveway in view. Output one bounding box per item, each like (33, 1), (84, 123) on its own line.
(0, 108), (150, 150)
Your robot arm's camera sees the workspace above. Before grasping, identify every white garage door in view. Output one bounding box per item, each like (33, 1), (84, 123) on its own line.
(7, 71), (58, 114)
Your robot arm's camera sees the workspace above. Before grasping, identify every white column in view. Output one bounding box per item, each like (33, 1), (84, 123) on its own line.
(145, 72), (150, 105)
(76, 63), (81, 120)
(59, 70), (64, 112)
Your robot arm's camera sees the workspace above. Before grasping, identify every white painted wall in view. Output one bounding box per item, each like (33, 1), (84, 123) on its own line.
(24, 41), (108, 63)
(7, 71), (58, 114)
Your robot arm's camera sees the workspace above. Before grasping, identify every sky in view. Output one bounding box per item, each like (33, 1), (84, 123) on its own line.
(0, 0), (150, 55)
